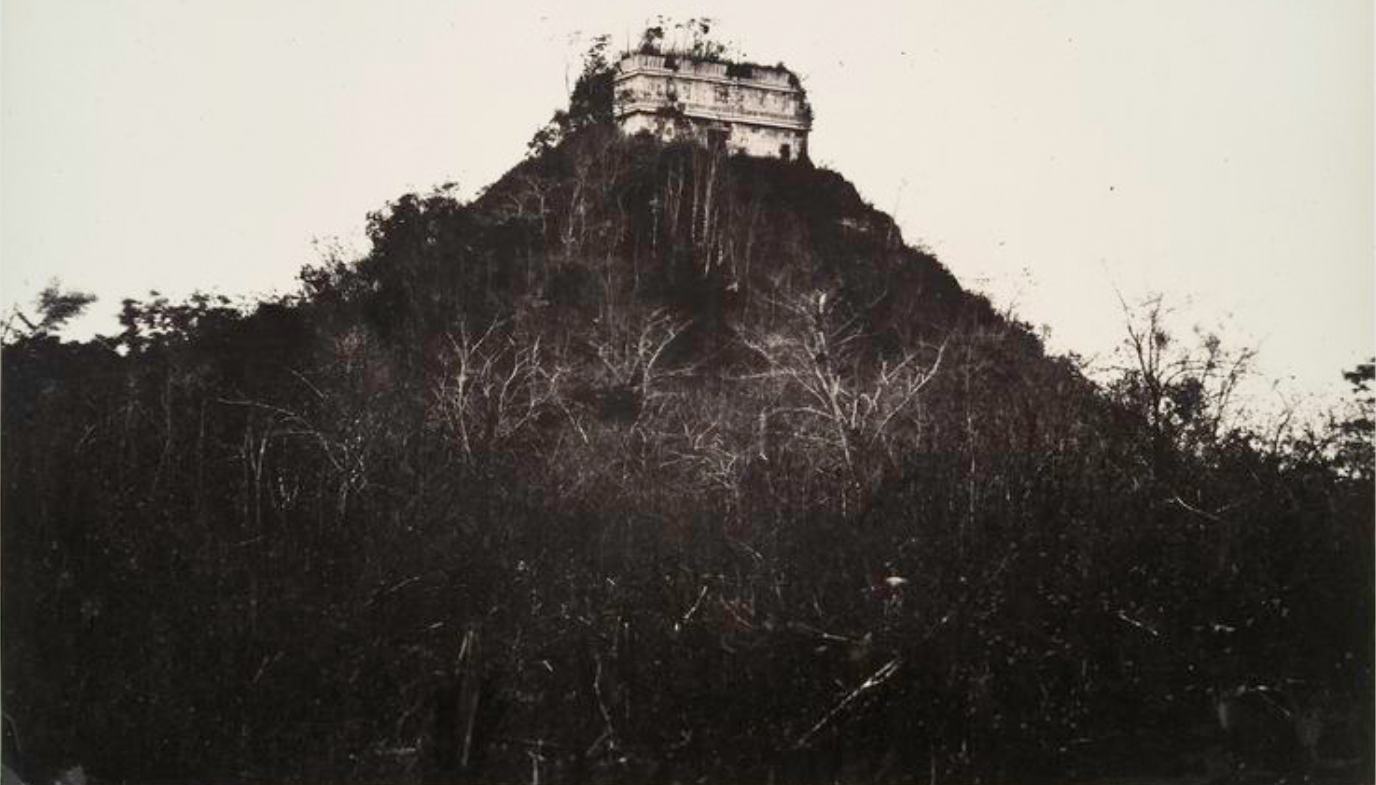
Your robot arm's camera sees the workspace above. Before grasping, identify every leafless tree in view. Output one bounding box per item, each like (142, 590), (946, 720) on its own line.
(433, 320), (563, 458)
(590, 307), (693, 403)
(740, 290), (947, 492)
(1112, 292), (1256, 455)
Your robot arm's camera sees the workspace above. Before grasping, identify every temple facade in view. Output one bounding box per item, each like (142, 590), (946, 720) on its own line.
(613, 52), (812, 160)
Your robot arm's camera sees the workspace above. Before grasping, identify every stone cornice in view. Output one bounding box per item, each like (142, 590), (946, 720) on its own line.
(616, 101), (811, 132)
(613, 64), (803, 96)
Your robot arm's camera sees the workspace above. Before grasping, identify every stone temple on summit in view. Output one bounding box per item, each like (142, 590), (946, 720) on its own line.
(613, 51), (813, 160)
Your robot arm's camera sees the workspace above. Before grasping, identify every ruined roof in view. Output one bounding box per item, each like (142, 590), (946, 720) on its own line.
(615, 52), (804, 91)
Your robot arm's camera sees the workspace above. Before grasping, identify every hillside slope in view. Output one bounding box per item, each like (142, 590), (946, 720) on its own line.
(2, 123), (1371, 785)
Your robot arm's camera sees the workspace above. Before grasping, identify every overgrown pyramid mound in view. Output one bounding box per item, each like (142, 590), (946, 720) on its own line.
(2, 59), (1370, 785)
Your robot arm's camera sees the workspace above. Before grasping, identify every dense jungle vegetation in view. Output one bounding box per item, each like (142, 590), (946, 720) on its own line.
(3, 31), (1372, 785)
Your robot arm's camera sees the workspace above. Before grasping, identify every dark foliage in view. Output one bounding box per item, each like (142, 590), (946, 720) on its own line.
(527, 36), (616, 158)
(3, 116), (1371, 785)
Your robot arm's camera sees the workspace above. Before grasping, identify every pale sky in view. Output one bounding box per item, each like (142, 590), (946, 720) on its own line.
(3, 0), (1372, 413)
